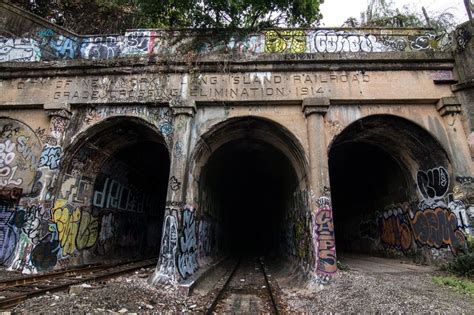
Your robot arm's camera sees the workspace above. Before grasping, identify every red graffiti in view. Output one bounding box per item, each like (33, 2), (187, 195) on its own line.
(315, 209), (336, 274)
(411, 207), (467, 255)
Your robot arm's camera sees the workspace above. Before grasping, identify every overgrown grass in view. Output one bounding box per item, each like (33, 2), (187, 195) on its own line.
(433, 275), (474, 296)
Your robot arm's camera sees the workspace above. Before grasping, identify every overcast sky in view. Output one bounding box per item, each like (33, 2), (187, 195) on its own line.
(320, 0), (469, 27)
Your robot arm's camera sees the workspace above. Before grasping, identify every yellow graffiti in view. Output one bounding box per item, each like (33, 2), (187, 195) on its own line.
(265, 30), (306, 53)
(52, 199), (80, 255)
(76, 211), (99, 250)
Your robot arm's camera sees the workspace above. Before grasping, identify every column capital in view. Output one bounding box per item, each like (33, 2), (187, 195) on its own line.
(302, 97), (330, 117)
(436, 96), (461, 116)
(170, 99), (196, 117)
(44, 103), (72, 119)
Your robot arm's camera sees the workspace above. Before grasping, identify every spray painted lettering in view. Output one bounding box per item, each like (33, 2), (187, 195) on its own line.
(177, 207), (198, 279)
(38, 145), (62, 170)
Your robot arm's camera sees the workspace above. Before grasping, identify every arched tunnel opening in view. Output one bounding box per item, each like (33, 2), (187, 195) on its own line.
(196, 117), (310, 266)
(328, 115), (451, 258)
(201, 138), (298, 257)
(54, 118), (170, 268)
(329, 142), (409, 254)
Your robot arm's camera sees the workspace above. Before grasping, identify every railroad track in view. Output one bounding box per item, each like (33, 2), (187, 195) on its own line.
(0, 258), (157, 310)
(206, 257), (279, 314)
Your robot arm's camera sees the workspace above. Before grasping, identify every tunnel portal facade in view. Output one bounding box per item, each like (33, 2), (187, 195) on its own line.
(0, 3), (473, 285)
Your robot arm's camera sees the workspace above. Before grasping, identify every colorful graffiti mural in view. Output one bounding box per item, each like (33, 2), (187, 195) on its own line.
(376, 167), (469, 256)
(0, 27), (448, 64)
(378, 206), (413, 252)
(0, 119), (43, 193)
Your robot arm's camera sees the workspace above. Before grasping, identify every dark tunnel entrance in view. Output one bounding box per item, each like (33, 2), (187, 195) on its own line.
(200, 138), (298, 258)
(57, 118), (170, 267)
(329, 142), (409, 253)
(328, 115), (451, 257)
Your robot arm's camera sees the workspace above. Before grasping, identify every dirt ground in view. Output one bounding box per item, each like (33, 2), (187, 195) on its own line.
(3, 255), (473, 313)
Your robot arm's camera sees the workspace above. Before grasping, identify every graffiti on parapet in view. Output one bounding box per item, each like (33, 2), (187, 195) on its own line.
(177, 207), (198, 279)
(454, 26), (470, 51)
(35, 29), (77, 59)
(0, 28), (446, 62)
(80, 36), (123, 60)
(307, 30), (377, 53)
(0, 37), (41, 62)
(265, 30), (306, 53)
(122, 31), (155, 56)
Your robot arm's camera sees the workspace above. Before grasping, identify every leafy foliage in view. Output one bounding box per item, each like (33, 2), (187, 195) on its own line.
(8, 0), (324, 34)
(343, 0), (456, 34)
(447, 236), (474, 278)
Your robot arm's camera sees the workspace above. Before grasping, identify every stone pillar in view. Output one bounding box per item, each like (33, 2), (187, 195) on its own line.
(37, 103), (72, 201)
(302, 97), (337, 282)
(437, 97), (474, 235)
(8, 104), (72, 272)
(149, 99), (196, 286)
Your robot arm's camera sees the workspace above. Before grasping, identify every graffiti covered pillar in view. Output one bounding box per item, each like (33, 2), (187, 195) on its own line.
(37, 104), (72, 201)
(149, 99), (196, 286)
(437, 97), (474, 235)
(302, 97), (337, 283)
(7, 103), (71, 272)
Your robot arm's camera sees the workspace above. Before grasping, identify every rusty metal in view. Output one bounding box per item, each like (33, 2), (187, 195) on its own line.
(0, 258), (158, 311)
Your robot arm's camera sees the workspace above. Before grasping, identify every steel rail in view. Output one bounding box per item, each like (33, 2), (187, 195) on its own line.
(205, 258), (241, 315)
(0, 258), (157, 310)
(258, 257), (279, 315)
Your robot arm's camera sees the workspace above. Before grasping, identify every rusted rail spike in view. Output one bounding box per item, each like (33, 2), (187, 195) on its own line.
(205, 258), (241, 315)
(258, 257), (279, 315)
(0, 258), (157, 311)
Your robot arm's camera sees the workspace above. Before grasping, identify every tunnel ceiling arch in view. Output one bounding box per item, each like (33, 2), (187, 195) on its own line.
(329, 114), (451, 175)
(193, 116), (309, 185)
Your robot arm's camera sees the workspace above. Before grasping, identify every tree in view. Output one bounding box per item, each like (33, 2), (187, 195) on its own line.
(8, 0), (324, 34)
(343, 0), (456, 34)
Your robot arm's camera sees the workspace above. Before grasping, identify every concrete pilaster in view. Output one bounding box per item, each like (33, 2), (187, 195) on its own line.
(37, 103), (72, 201)
(149, 99), (196, 286)
(302, 97), (337, 280)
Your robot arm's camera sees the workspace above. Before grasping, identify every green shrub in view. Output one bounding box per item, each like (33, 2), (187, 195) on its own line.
(447, 236), (474, 278)
(448, 252), (474, 278)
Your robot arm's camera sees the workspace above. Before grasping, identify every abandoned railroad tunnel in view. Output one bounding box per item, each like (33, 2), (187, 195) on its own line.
(191, 116), (313, 270)
(0, 1), (473, 288)
(50, 118), (170, 268)
(329, 115), (454, 257)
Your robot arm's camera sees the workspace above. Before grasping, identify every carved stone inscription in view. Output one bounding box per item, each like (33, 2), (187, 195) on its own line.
(0, 70), (452, 105)
(190, 72), (370, 100)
